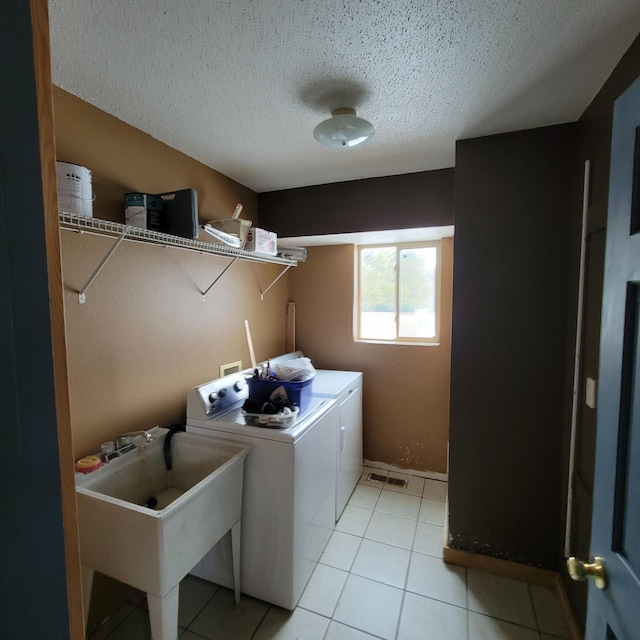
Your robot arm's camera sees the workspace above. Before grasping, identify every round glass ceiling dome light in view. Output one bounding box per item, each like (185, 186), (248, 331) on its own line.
(313, 107), (375, 149)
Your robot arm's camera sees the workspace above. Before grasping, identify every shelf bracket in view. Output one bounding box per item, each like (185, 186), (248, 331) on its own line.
(260, 265), (292, 300)
(78, 229), (127, 303)
(202, 256), (239, 299)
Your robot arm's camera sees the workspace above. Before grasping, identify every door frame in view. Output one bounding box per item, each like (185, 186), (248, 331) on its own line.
(30, 0), (84, 636)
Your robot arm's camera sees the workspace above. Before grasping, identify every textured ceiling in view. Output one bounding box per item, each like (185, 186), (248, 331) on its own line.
(49, 0), (640, 193)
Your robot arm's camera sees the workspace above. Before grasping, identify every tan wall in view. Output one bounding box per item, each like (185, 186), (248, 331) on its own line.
(53, 88), (287, 458)
(289, 239), (453, 474)
(53, 87), (251, 223)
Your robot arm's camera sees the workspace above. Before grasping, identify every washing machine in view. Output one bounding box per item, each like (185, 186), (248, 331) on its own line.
(185, 368), (338, 610)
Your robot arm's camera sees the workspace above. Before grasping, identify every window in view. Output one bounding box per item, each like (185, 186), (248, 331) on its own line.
(356, 241), (440, 344)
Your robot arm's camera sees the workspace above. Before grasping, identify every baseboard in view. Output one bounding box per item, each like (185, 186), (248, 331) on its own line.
(443, 545), (557, 587)
(551, 572), (584, 640)
(442, 546), (583, 640)
(363, 459), (448, 482)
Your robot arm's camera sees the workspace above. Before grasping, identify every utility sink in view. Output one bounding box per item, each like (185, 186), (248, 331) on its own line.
(76, 428), (249, 640)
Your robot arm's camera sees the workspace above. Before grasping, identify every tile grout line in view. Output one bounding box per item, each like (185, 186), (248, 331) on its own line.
(322, 553), (354, 639)
(247, 601), (272, 640)
(183, 628), (210, 640)
(100, 605), (138, 640)
(393, 587), (408, 640)
(393, 519), (418, 640)
(464, 565), (470, 640)
(183, 584), (220, 633)
(528, 581), (542, 633)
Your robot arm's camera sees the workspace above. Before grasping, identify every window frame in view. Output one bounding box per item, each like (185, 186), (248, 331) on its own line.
(355, 240), (442, 346)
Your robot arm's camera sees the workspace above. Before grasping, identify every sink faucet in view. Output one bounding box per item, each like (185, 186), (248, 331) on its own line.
(100, 430), (154, 463)
(115, 430), (153, 449)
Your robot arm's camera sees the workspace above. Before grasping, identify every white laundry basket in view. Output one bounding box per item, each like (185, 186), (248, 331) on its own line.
(56, 161), (93, 218)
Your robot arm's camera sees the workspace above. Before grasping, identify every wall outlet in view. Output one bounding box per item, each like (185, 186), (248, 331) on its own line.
(220, 360), (243, 377)
(585, 377), (597, 409)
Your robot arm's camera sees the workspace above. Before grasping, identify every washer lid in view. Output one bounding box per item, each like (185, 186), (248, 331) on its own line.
(311, 370), (362, 397)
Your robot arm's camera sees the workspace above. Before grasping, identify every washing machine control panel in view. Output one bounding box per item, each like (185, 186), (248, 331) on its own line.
(189, 373), (249, 418)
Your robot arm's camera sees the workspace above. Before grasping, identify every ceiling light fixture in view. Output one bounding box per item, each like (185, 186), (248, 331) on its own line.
(313, 107), (375, 149)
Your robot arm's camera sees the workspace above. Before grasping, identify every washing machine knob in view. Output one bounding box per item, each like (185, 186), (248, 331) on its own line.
(208, 392), (218, 404)
(218, 388), (228, 397)
(233, 380), (245, 392)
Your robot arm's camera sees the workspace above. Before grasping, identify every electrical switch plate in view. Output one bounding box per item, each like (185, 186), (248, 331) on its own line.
(585, 377), (597, 409)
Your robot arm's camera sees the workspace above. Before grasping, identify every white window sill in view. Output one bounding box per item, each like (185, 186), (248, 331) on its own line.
(355, 339), (441, 347)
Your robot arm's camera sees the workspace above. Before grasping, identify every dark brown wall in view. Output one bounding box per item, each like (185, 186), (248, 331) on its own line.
(258, 169), (454, 236)
(448, 124), (580, 569)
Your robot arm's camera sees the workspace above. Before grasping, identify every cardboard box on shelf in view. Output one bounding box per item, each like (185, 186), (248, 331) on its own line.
(206, 218), (251, 248)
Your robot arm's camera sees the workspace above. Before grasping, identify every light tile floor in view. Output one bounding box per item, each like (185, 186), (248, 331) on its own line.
(90, 467), (570, 640)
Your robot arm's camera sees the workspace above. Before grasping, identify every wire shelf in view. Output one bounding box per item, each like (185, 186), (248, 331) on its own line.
(58, 212), (298, 303)
(58, 212), (297, 267)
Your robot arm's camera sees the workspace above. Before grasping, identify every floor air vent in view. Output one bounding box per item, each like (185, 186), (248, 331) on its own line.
(366, 473), (409, 488)
(386, 476), (408, 488)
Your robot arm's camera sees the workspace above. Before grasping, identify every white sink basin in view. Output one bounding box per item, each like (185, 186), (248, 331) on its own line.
(76, 428), (249, 639)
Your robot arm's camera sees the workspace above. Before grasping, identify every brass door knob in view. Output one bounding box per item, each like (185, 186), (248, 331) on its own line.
(567, 556), (607, 590)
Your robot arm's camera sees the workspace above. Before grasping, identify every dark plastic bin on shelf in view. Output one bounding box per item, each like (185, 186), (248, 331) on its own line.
(247, 376), (314, 413)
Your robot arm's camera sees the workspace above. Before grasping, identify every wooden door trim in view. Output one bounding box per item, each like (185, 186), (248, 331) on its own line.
(30, 1), (84, 637)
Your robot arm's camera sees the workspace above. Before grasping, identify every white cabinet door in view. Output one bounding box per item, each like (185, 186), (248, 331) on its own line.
(336, 385), (363, 519)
